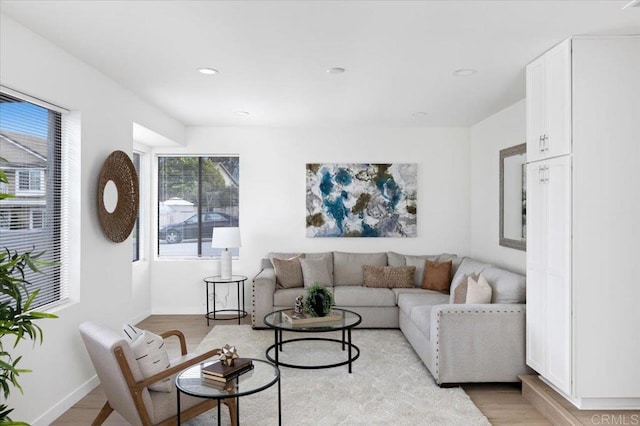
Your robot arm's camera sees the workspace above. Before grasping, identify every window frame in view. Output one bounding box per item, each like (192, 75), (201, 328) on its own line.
(0, 87), (69, 310)
(156, 154), (239, 260)
(15, 168), (46, 196)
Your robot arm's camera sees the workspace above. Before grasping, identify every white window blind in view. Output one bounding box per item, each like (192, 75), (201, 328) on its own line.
(0, 90), (70, 309)
(157, 156), (239, 258)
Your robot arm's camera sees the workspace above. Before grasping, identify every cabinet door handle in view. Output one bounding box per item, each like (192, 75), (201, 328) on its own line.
(539, 135), (544, 152)
(542, 134), (549, 152)
(539, 165), (544, 183)
(544, 165), (549, 183)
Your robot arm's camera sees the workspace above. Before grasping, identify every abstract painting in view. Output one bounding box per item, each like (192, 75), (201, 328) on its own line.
(306, 163), (417, 237)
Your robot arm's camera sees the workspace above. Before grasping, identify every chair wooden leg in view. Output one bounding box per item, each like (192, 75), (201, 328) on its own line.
(224, 398), (238, 426)
(92, 401), (114, 425)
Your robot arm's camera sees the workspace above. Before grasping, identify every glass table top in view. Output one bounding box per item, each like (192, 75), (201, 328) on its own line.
(175, 358), (279, 399)
(264, 308), (362, 332)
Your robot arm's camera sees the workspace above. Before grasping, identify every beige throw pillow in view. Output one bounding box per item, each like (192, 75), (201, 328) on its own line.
(363, 265), (415, 288)
(466, 273), (493, 304)
(300, 256), (333, 287)
(122, 325), (171, 392)
(273, 256), (304, 289)
(452, 274), (470, 304)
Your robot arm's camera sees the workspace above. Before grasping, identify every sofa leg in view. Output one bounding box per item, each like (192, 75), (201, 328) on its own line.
(438, 383), (457, 388)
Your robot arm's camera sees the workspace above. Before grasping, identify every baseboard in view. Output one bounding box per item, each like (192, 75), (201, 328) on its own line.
(539, 375), (640, 410)
(30, 374), (100, 426)
(521, 375), (582, 426)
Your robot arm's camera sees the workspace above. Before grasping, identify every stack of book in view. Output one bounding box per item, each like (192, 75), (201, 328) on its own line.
(201, 358), (253, 383)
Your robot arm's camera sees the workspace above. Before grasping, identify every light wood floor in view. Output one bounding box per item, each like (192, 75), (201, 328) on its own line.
(54, 315), (549, 425)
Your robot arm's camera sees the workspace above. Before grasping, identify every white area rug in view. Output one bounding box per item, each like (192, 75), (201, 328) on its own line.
(185, 325), (489, 426)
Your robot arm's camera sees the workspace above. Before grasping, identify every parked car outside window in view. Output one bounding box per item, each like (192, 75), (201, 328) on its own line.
(158, 212), (238, 244)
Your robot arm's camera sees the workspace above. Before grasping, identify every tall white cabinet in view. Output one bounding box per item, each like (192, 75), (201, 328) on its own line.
(526, 36), (640, 410)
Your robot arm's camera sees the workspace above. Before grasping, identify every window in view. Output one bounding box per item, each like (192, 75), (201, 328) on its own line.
(16, 169), (45, 195)
(157, 156), (239, 258)
(132, 151), (140, 262)
(0, 90), (68, 309)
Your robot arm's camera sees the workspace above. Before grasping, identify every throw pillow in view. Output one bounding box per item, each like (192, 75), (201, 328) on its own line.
(122, 324), (171, 392)
(405, 255), (440, 287)
(362, 265), (387, 288)
(273, 256), (304, 289)
(452, 274), (470, 304)
(363, 265), (415, 288)
(387, 266), (416, 288)
(300, 255), (333, 287)
(466, 273), (493, 304)
(421, 260), (453, 293)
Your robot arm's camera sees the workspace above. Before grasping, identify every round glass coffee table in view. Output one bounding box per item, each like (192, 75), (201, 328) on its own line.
(264, 308), (362, 373)
(175, 358), (281, 425)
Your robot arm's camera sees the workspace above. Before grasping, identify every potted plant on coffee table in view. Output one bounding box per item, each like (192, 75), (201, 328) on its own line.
(304, 283), (334, 317)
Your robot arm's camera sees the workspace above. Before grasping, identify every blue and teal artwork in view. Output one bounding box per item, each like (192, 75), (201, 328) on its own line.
(306, 163), (417, 237)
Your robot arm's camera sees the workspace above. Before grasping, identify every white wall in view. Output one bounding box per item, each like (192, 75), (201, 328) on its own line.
(0, 14), (184, 424)
(151, 126), (471, 313)
(469, 99), (526, 274)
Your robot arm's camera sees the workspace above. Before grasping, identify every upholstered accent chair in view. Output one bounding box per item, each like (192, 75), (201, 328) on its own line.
(79, 322), (237, 425)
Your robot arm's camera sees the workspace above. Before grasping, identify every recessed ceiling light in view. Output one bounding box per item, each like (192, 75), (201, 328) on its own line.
(327, 67), (346, 74)
(235, 111), (250, 116)
(412, 112), (428, 118)
(453, 69), (478, 77)
(198, 67), (219, 75)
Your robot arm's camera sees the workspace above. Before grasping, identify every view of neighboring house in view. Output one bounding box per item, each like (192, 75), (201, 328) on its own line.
(0, 130), (48, 234)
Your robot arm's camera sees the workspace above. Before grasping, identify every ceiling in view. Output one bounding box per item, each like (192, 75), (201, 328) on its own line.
(1, 1), (638, 128)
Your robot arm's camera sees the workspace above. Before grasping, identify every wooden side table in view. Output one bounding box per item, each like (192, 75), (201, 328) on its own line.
(203, 275), (248, 326)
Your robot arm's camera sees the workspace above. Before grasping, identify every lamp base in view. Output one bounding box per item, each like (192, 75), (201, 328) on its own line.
(220, 249), (232, 280)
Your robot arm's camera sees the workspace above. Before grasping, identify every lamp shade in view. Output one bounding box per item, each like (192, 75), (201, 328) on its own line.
(212, 227), (241, 249)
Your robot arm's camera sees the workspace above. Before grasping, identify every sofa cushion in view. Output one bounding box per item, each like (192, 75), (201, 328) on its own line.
(363, 265), (415, 289)
(481, 266), (526, 304)
(421, 260), (453, 293)
(273, 256), (304, 289)
(397, 291), (450, 316)
(273, 288), (309, 307)
(333, 286), (396, 307)
(405, 255), (440, 287)
(386, 251), (406, 267)
(391, 288), (436, 304)
(300, 255), (333, 287)
(333, 252), (387, 286)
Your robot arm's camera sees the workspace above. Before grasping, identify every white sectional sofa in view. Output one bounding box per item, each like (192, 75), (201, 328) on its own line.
(252, 251), (531, 385)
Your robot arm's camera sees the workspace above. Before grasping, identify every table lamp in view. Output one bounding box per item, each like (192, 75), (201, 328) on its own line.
(212, 227), (241, 279)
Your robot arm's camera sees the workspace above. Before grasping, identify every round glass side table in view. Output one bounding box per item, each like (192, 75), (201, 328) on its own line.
(175, 358), (281, 425)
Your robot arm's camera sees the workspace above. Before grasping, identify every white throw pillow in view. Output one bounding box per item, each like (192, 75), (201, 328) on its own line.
(465, 273), (492, 304)
(122, 324), (172, 392)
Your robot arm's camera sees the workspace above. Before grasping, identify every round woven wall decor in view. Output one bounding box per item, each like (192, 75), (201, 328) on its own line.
(97, 150), (139, 243)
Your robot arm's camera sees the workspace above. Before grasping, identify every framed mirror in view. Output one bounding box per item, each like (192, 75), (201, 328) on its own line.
(499, 143), (526, 251)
